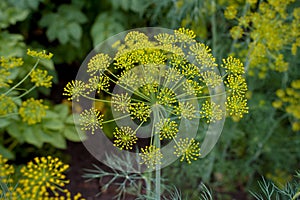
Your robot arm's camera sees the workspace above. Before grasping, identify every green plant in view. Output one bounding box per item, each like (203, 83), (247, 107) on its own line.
(65, 27), (248, 199)
(0, 49), (84, 159)
(250, 170), (300, 200)
(0, 154), (85, 199)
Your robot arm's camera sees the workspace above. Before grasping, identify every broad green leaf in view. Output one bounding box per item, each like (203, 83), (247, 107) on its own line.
(43, 119), (64, 131)
(46, 23), (59, 42)
(7, 122), (24, 143)
(39, 59), (55, 70)
(23, 125), (43, 148)
(0, 118), (11, 128)
(58, 4), (87, 23)
(54, 104), (69, 119)
(34, 129), (53, 144)
(91, 12), (125, 47)
(68, 22), (82, 40)
(44, 110), (59, 119)
(39, 13), (58, 27)
(44, 131), (66, 149)
(65, 114), (75, 124)
(0, 31), (25, 57)
(63, 125), (85, 141)
(57, 29), (69, 44)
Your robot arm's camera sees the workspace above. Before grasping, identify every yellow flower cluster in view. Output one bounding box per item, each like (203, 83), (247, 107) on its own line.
(0, 57), (23, 88)
(225, 0), (300, 76)
(27, 49), (53, 60)
(140, 145), (163, 169)
(0, 154), (14, 188)
(30, 69), (53, 88)
(0, 94), (17, 115)
(157, 87), (177, 106)
(63, 80), (87, 101)
(79, 108), (104, 134)
(224, 5), (238, 20)
(113, 126), (138, 150)
(64, 28), (248, 166)
(0, 56), (23, 69)
(174, 138), (200, 164)
(129, 102), (151, 122)
(155, 118), (178, 140)
(0, 51), (55, 128)
(189, 43), (218, 68)
(88, 75), (110, 94)
(200, 100), (224, 123)
(87, 53), (111, 75)
(18, 98), (48, 125)
(201, 71), (223, 88)
(0, 155), (85, 200)
(273, 80), (300, 132)
(111, 93), (131, 113)
(174, 27), (196, 45)
(174, 102), (197, 120)
(222, 56), (248, 120)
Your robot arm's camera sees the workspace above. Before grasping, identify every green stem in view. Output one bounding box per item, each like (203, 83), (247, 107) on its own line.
(152, 105), (161, 200)
(16, 85), (37, 98)
(293, 191), (300, 200)
(211, 0), (217, 56)
(82, 95), (112, 103)
(102, 114), (131, 124)
(145, 172), (152, 197)
(5, 59), (40, 95)
(8, 140), (18, 151)
(180, 91), (228, 101)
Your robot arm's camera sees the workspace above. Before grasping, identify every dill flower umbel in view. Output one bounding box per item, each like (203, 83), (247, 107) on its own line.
(225, 95), (249, 120)
(0, 155), (85, 200)
(174, 138), (200, 164)
(0, 56), (23, 88)
(87, 75), (110, 93)
(30, 69), (53, 88)
(222, 56), (245, 75)
(225, 74), (248, 96)
(79, 108), (104, 134)
(273, 79), (300, 132)
(129, 102), (151, 122)
(113, 126), (138, 150)
(65, 27), (248, 169)
(63, 80), (87, 101)
(0, 154), (14, 185)
(16, 156), (69, 199)
(225, 0), (300, 75)
(0, 94), (17, 115)
(87, 53), (111, 75)
(0, 56), (23, 69)
(200, 101), (224, 123)
(27, 49), (53, 59)
(18, 98), (48, 125)
(155, 118), (178, 140)
(140, 145), (163, 169)
(111, 93), (131, 113)
(174, 102), (197, 120)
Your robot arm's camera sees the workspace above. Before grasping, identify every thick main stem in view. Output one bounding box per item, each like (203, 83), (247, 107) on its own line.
(152, 105), (161, 200)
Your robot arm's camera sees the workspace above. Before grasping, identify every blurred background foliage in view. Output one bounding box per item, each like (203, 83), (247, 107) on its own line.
(1, 0), (300, 199)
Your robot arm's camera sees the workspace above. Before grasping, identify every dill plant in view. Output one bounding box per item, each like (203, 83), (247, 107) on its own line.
(0, 49), (84, 159)
(0, 154), (84, 200)
(64, 27), (248, 199)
